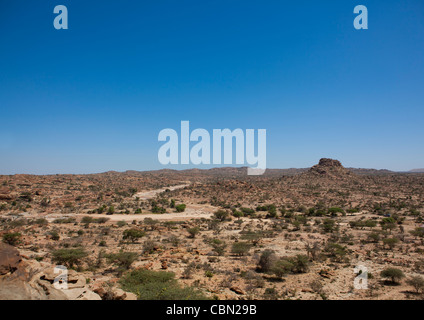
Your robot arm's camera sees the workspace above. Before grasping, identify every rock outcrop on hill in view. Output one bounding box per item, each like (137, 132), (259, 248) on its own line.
(307, 158), (354, 178)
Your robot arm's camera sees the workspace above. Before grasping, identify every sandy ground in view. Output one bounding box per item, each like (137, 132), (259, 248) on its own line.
(74, 203), (216, 222)
(69, 184), (216, 222)
(1, 184), (215, 222)
(132, 184), (190, 200)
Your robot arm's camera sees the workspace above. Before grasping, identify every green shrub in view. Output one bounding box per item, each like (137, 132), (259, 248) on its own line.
(117, 221), (127, 227)
(95, 217), (110, 224)
(383, 237), (399, 250)
(175, 204), (186, 213)
(213, 210), (229, 222)
(231, 242), (251, 256)
(51, 248), (88, 268)
(324, 242), (348, 262)
(321, 218), (337, 233)
(210, 239), (227, 256)
(240, 207), (255, 215)
(328, 207), (345, 216)
(257, 249), (277, 273)
(107, 206), (115, 215)
(232, 210), (244, 218)
(2, 232), (22, 246)
(106, 251), (137, 274)
(380, 268), (405, 284)
(187, 227), (200, 238)
(81, 216), (94, 224)
(49, 231), (60, 241)
(119, 269), (208, 300)
(271, 258), (294, 278)
(406, 275), (424, 293)
(123, 228), (145, 243)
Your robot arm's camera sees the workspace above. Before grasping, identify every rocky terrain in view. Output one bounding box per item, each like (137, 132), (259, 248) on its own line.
(1, 159), (423, 300)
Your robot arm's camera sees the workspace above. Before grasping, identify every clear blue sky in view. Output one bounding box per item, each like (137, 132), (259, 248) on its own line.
(1, 0), (423, 174)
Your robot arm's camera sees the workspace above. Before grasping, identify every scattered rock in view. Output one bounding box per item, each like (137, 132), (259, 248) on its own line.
(319, 268), (335, 279)
(230, 286), (245, 295)
(161, 260), (168, 270)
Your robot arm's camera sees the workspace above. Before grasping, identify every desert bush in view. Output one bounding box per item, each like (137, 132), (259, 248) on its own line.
(310, 280), (323, 293)
(49, 231), (60, 241)
(107, 206), (115, 215)
(271, 258), (293, 278)
(81, 216), (94, 224)
(240, 207), (255, 215)
(305, 242), (321, 261)
(410, 227), (424, 239)
(324, 242), (348, 262)
(2, 232), (22, 246)
(291, 254), (309, 273)
(151, 201), (166, 214)
(257, 249), (277, 273)
(210, 239), (227, 256)
(53, 217), (76, 224)
(263, 287), (279, 300)
(380, 217), (397, 232)
(123, 228), (145, 243)
(95, 217), (110, 224)
(33, 218), (48, 226)
(383, 237), (399, 250)
(328, 207), (345, 216)
(187, 227), (200, 238)
(119, 269), (208, 300)
(213, 210), (230, 222)
(270, 254), (309, 277)
(143, 218), (159, 230)
(182, 263), (195, 279)
(105, 251), (137, 275)
(168, 235), (181, 246)
(143, 240), (158, 254)
(51, 248), (88, 268)
(380, 268), (405, 284)
(240, 230), (262, 245)
(175, 204), (186, 213)
(98, 240), (107, 247)
(321, 218), (337, 233)
(406, 275), (424, 293)
(232, 210), (244, 218)
(117, 221), (127, 227)
(231, 242), (251, 256)
(367, 232), (381, 243)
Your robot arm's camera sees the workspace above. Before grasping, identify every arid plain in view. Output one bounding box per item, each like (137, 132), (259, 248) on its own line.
(1, 159), (423, 300)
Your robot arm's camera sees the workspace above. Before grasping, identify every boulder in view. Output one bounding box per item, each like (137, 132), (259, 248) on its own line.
(0, 255), (100, 300)
(230, 286), (245, 295)
(0, 243), (22, 275)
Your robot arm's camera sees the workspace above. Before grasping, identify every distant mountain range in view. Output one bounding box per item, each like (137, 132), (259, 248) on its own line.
(409, 168), (424, 173)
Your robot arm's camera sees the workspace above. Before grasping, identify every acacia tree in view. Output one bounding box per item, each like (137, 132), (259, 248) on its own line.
(187, 227), (200, 238)
(406, 275), (424, 293)
(123, 228), (145, 243)
(231, 242), (251, 256)
(380, 268), (405, 284)
(51, 248), (88, 268)
(257, 249), (277, 273)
